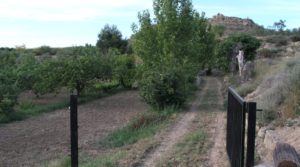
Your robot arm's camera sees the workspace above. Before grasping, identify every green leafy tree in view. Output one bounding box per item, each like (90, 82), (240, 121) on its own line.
(212, 25), (226, 37)
(34, 46), (113, 96)
(193, 19), (216, 72)
(96, 24), (128, 54)
(0, 49), (17, 67)
(0, 67), (18, 116)
(16, 54), (39, 91)
(215, 33), (260, 71)
(113, 55), (136, 88)
(133, 0), (214, 109)
(0, 49), (19, 116)
(33, 60), (65, 95)
(273, 19), (286, 32)
(34, 45), (57, 56)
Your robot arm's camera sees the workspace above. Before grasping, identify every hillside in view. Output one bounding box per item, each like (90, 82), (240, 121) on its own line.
(209, 13), (259, 35)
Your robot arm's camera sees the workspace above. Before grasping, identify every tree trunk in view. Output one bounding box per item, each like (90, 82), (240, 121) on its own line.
(273, 142), (300, 167)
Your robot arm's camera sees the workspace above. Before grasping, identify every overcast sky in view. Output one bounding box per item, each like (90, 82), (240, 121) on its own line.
(0, 0), (299, 48)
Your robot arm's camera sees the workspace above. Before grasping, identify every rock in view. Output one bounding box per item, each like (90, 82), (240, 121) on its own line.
(264, 130), (281, 150)
(242, 61), (254, 81)
(208, 13), (259, 34)
(286, 47), (294, 53)
(258, 127), (268, 138)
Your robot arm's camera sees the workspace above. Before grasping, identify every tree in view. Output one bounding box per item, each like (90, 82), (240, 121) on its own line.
(273, 20), (286, 32)
(16, 54), (39, 92)
(34, 46), (113, 96)
(96, 24), (127, 54)
(133, 0), (214, 109)
(32, 60), (65, 95)
(113, 55), (136, 88)
(0, 67), (18, 116)
(212, 25), (226, 37)
(215, 33), (260, 71)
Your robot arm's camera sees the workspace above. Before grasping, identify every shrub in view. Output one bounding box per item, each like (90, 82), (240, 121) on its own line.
(257, 48), (278, 58)
(34, 46), (57, 56)
(266, 35), (288, 46)
(139, 69), (188, 109)
(290, 35), (300, 42)
(236, 82), (257, 97)
(257, 109), (276, 126)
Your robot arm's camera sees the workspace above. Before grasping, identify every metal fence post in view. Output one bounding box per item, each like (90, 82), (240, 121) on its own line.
(246, 102), (256, 167)
(70, 95), (78, 167)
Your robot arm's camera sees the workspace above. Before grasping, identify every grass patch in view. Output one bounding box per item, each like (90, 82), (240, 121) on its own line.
(198, 87), (223, 110)
(157, 129), (207, 167)
(176, 129), (206, 153)
(80, 152), (124, 167)
(254, 56), (300, 124)
(236, 82), (257, 97)
(98, 109), (174, 149)
(43, 152), (124, 167)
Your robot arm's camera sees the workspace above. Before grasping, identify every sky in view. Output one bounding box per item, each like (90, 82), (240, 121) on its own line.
(0, 0), (299, 48)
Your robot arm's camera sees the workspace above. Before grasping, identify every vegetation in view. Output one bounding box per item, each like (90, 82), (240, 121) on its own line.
(34, 45), (57, 56)
(215, 33), (260, 71)
(98, 110), (172, 148)
(290, 35), (300, 42)
(257, 48), (279, 58)
(273, 19), (286, 32)
(212, 25), (226, 37)
(0, 43), (127, 123)
(113, 55), (136, 88)
(44, 152), (124, 167)
(266, 35), (288, 46)
(133, 0), (215, 109)
(96, 24), (128, 54)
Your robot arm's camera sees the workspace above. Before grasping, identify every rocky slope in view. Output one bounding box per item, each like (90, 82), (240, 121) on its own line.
(209, 13), (259, 35)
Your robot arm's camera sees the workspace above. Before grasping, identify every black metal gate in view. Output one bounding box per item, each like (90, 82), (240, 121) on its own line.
(226, 87), (256, 167)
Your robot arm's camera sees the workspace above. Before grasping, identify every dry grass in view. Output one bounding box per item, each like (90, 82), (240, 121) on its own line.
(252, 56), (300, 124)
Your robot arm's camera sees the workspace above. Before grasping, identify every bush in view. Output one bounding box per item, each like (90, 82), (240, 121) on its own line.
(257, 48), (278, 58)
(290, 35), (300, 42)
(257, 110), (276, 126)
(34, 46), (57, 56)
(266, 35), (288, 46)
(139, 69), (188, 109)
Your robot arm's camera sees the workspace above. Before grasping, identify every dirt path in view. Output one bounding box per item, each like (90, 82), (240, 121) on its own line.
(140, 77), (229, 167)
(0, 90), (148, 167)
(142, 112), (198, 167)
(207, 78), (229, 167)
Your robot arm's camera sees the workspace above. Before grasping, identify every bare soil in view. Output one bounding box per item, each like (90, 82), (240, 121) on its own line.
(0, 90), (148, 167)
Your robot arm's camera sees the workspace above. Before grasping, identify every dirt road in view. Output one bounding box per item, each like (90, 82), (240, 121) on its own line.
(0, 90), (147, 167)
(140, 77), (229, 167)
